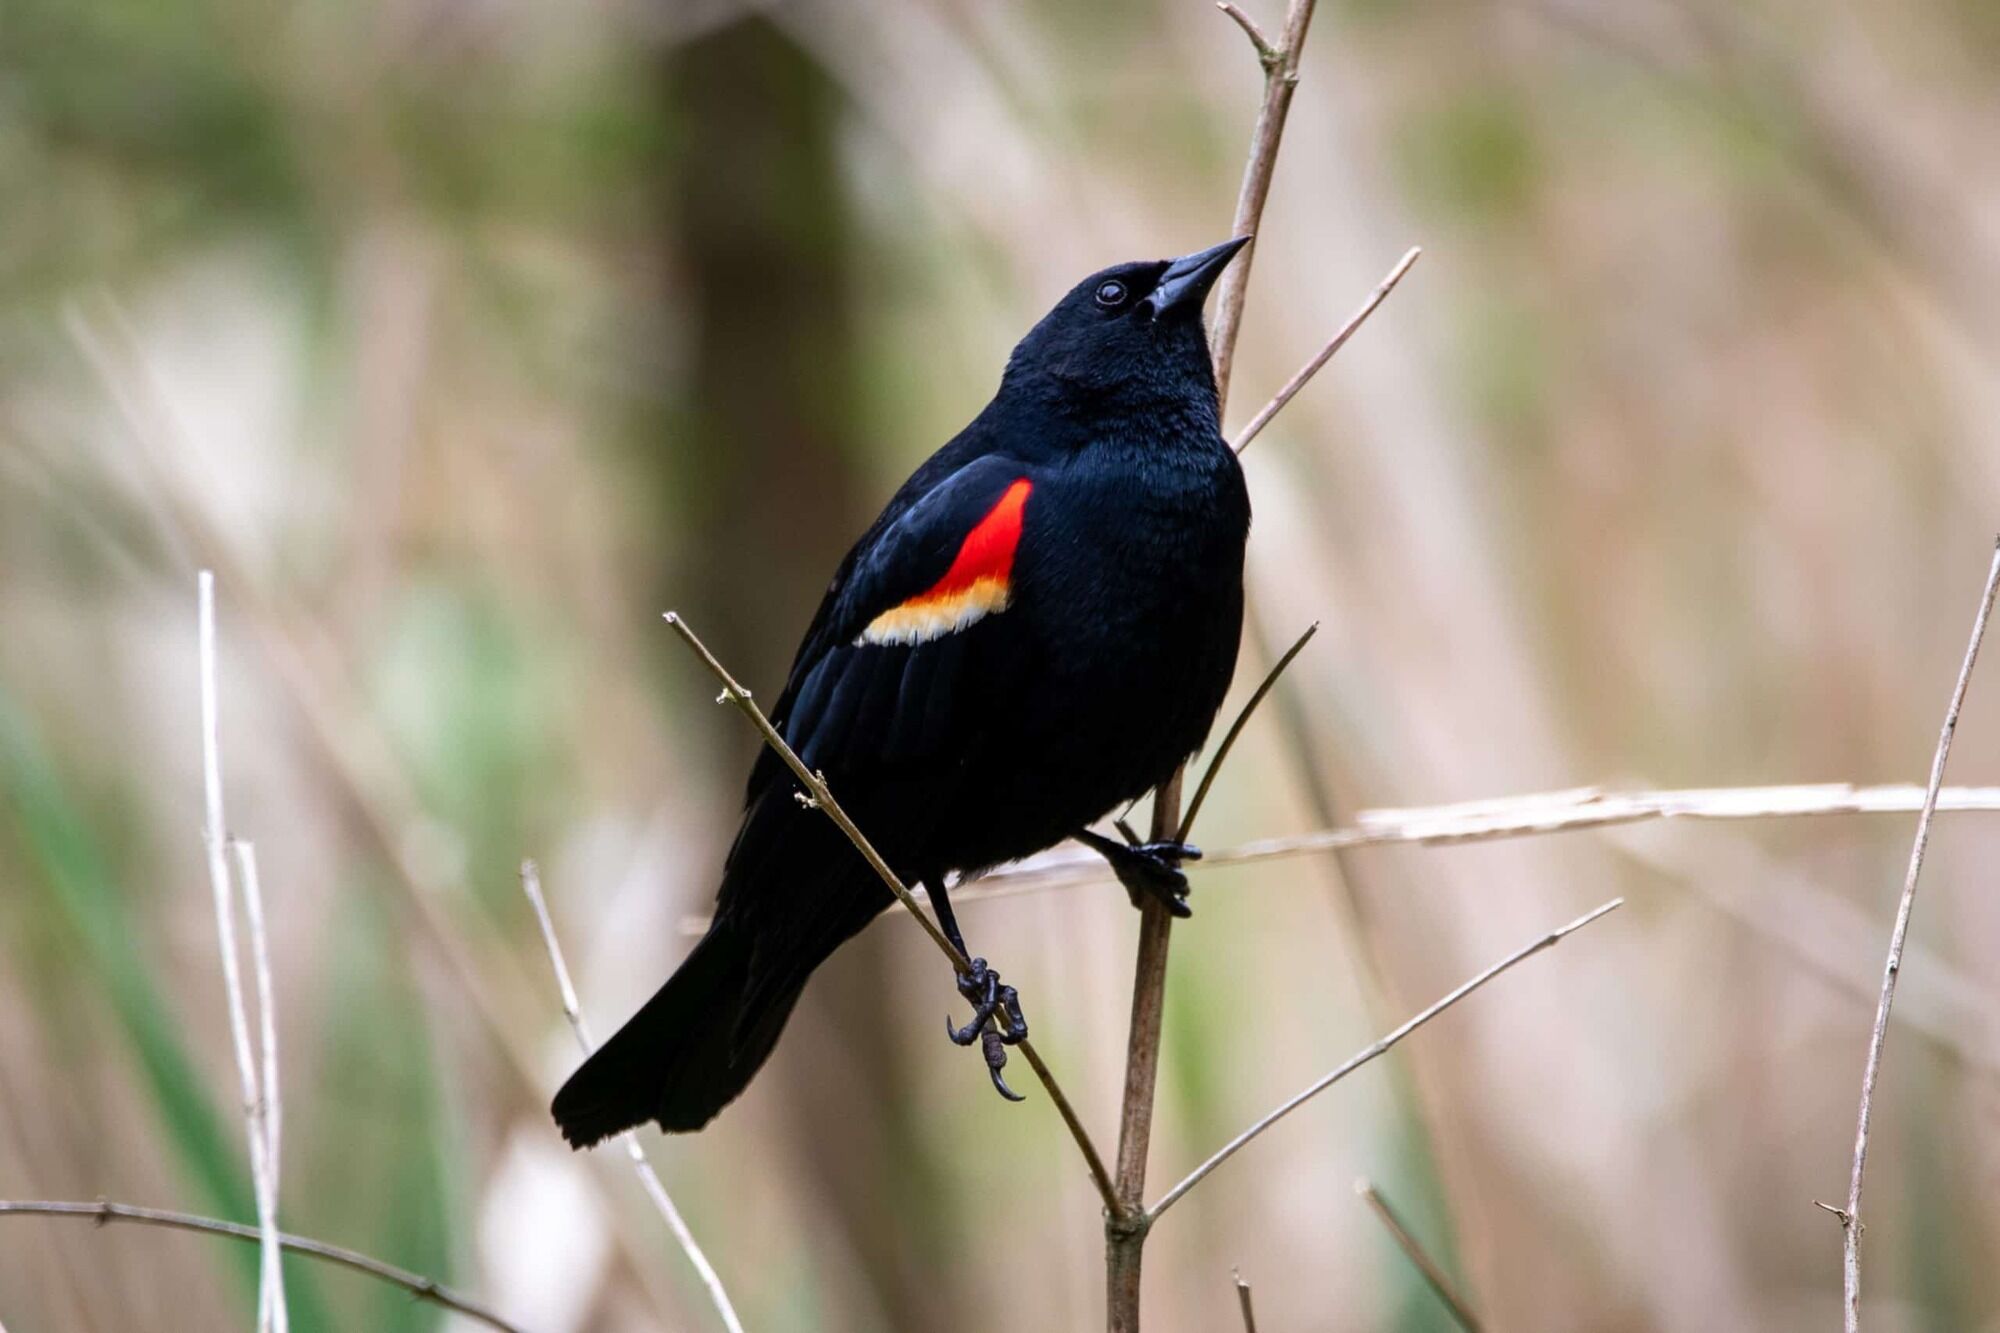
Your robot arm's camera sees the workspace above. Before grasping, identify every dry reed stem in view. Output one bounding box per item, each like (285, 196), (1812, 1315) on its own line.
(1839, 538), (2000, 1330)
(229, 839), (284, 1333)
(1232, 1269), (1259, 1332)
(1355, 1178), (1484, 1331)
(0, 1201), (523, 1333)
(961, 782), (2000, 903)
(518, 862), (745, 1333)
(197, 572), (286, 1332)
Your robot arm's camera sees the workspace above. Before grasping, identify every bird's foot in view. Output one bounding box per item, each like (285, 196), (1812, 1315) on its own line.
(1075, 827), (1202, 917)
(945, 957), (1028, 1102)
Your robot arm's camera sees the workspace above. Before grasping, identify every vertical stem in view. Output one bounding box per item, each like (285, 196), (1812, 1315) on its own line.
(198, 571), (285, 1330)
(1104, 764), (1176, 1320)
(1106, 3), (1318, 1323)
(1840, 538), (2000, 1329)
(232, 839), (288, 1333)
(1209, 0), (1324, 409)
(1106, 783), (1183, 1332)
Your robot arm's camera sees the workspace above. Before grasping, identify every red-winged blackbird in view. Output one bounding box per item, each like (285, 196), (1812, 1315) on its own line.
(554, 239), (1252, 1145)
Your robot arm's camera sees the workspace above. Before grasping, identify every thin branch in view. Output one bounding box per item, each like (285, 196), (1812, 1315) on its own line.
(0, 1201), (524, 1333)
(1179, 622), (1318, 840)
(1231, 247), (1423, 455)
(519, 862), (745, 1333)
(958, 782), (2000, 905)
(1840, 537), (2000, 1331)
(519, 862), (587, 1040)
(1233, 1269), (1260, 1333)
(1207, 0), (1324, 407)
(1111, 7), (1325, 1324)
(230, 839), (286, 1333)
(660, 612), (1121, 1217)
(198, 571), (285, 1332)
(1148, 898), (1622, 1220)
(1217, 4), (1277, 65)
(1355, 1178), (1484, 1332)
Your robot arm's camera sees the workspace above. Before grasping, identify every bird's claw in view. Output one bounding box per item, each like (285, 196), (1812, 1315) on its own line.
(1076, 829), (1200, 917)
(946, 958), (1029, 1046)
(983, 1029), (1025, 1101)
(945, 958), (1030, 1101)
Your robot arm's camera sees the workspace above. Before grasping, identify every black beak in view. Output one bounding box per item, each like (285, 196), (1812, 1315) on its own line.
(1142, 236), (1251, 318)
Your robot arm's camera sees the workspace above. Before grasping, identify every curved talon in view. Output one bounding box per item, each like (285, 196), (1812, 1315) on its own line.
(987, 1063), (1025, 1102)
(946, 1013), (982, 1045)
(982, 1029), (1026, 1102)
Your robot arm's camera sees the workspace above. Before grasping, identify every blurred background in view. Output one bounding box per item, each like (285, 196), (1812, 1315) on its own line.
(5, 0), (2000, 1329)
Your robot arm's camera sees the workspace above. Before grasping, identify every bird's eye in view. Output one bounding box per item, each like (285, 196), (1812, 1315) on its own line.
(1094, 280), (1128, 308)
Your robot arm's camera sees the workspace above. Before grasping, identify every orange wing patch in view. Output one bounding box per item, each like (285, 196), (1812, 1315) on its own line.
(860, 478), (1033, 647)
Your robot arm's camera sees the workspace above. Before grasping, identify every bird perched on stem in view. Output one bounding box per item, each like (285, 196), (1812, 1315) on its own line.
(554, 239), (1252, 1145)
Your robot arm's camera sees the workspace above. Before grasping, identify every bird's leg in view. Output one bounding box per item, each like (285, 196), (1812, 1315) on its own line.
(923, 874), (972, 957)
(1074, 825), (1202, 918)
(922, 878), (1028, 1102)
(923, 877), (1029, 1050)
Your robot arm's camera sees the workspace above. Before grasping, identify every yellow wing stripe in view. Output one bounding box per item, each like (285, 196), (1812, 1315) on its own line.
(859, 575), (1011, 646)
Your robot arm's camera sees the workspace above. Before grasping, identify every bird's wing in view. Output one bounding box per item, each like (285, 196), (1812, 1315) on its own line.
(750, 453), (1038, 798)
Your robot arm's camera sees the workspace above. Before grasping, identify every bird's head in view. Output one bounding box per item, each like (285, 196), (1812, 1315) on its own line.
(1002, 237), (1250, 418)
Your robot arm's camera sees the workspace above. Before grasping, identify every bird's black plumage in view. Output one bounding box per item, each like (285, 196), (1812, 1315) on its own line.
(553, 240), (1253, 1145)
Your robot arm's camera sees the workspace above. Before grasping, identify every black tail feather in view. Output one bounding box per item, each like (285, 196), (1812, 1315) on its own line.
(551, 917), (805, 1146)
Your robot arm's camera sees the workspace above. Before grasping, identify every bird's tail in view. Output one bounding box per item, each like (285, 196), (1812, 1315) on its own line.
(551, 915), (806, 1146)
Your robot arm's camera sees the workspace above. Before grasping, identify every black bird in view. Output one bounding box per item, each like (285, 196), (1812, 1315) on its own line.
(554, 239), (1253, 1145)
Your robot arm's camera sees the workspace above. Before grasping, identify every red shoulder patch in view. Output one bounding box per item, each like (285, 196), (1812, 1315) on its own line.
(860, 478), (1032, 646)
